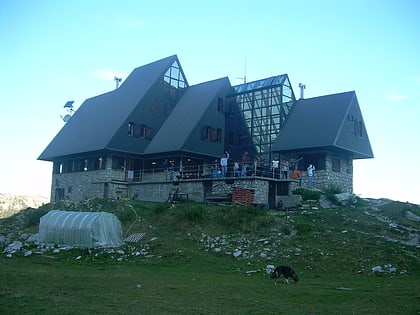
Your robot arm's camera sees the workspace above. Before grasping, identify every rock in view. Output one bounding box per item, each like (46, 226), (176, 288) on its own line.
(372, 265), (383, 273)
(319, 195), (338, 209)
(245, 270), (259, 275)
(3, 241), (22, 254)
(372, 264), (397, 274)
(336, 287), (355, 291)
(388, 223), (398, 229)
(233, 250), (242, 258)
(26, 234), (39, 244)
(335, 192), (358, 206)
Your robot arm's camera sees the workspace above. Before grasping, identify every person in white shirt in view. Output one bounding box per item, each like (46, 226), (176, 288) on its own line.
(220, 151), (230, 177)
(307, 164), (316, 188)
(272, 157), (279, 178)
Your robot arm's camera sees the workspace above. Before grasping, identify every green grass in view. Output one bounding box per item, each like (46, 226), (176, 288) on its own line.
(1, 199), (419, 314)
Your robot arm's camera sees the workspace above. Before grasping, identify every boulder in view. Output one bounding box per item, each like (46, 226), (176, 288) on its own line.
(334, 192), (358, 206)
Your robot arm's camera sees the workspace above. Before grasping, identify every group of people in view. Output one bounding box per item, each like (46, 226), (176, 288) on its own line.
(233, 151), (248, 177)
(214, 151), (317, 189)
(271, 158), (296, 180)
(214, 151), (248, 178)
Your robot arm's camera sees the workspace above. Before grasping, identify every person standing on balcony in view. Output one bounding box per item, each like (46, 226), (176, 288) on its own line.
(241, 151), (248, 176)
(281, 160), (289, 179)
(234, 161), (240, 177)
(220, 150), (230, 177)
(163, 159), (169, 181)
(272, 157), (279, 178)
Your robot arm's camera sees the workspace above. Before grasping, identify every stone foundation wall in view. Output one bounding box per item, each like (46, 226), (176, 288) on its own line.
(206, 179), (269, 205)
(50, 156), (352, 206)
(290, 154), (353, 193)
(51, 169), (126, 201)
(129, 181), (204, 203)
(128, 178), (271, 204)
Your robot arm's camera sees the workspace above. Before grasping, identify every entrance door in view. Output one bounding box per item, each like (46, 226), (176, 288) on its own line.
(55, 188), (65, 202)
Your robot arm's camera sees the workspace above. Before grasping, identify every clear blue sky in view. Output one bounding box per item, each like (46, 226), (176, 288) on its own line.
(1, 0), (419, 204)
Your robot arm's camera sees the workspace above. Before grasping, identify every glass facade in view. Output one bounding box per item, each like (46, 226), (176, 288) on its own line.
(227, 75), (295, 163)
(163, 60), (188, 90)
(162, 60), (189, 112)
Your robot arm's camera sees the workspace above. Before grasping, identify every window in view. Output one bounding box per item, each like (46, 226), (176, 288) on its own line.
(332, 158), (341, 172)
(112, 156), (125, 170)
(202, 126), (211, 140)
(298, 154), (326, 171)
(128, 122), (141, 137)
(128, 122), (152, 139)
(95, 157), (105, 170)
(201, 126), (222, 143)
(354, 120), (363, 137)
(217, 97), (225, 112)
(216, 128), (222, 143)
(140, 124), (152, 139)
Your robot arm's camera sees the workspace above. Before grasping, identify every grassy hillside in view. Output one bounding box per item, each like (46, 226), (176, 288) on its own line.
(1, 197), (419, 314)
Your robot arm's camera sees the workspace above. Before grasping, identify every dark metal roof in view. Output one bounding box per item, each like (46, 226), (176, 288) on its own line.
(144, 77), (231, 155)
(272, 91), (374, 159)
(38, 55), (179, 161)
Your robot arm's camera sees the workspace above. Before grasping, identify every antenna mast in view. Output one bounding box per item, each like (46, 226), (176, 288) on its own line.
(235, 54), (247, 84)
(243, 54), (247, 84)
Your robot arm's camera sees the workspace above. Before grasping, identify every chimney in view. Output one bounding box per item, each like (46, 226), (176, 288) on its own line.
(298, 83), (306, 99)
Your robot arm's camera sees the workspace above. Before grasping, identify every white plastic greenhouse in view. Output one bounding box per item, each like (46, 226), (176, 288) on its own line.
(39, 210), (123, 248)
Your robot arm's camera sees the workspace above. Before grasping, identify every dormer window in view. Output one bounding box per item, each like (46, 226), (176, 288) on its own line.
(128, 122), (141, 137)
(201, 125), (222, 143)
(128, 122), (152, 139)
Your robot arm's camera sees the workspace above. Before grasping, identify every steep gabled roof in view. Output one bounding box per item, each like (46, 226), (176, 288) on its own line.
(144, 77), (231, 156)
(272, 91), (374, 159)
(38, 55), (180, 161)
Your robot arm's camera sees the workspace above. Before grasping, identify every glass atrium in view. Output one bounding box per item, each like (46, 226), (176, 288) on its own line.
(227, 75), (296, 163)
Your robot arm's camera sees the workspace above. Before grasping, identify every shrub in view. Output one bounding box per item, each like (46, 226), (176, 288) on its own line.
(25, 208), (50, 228)
(292, 188), (322, 201)
(322, 185), (342, 205)
(296, 223), (312, 234)
(116, 207), (138, 224)
(279, 224), (292, 235)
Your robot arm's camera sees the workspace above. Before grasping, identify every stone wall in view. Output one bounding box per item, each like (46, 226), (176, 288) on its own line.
(129, 181), (204, 203)
(50, 154), (352, 206)
(290, 154), (353, 193)
(51, 168), (126, 201)
(129, 178), (270, 204)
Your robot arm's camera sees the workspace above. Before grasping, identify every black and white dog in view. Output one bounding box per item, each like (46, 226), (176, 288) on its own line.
(270, 265), (299, 285)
